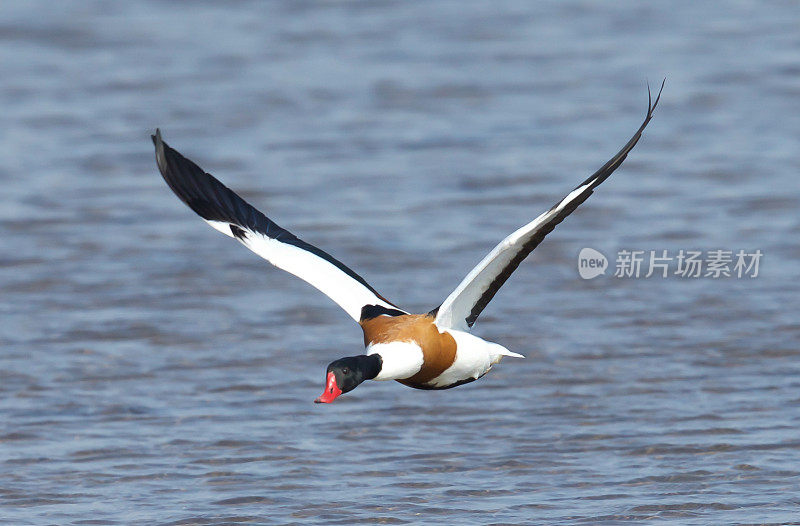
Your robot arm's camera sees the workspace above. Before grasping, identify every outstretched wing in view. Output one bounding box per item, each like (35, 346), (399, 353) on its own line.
(152, 130), (403, 322)
(434, 81), (664, 330)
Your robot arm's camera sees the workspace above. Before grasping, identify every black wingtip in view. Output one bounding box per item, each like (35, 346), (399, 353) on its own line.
(151, 128), (167, 174)
(653, 77), (666, 111)
(647, 78), (666, 117)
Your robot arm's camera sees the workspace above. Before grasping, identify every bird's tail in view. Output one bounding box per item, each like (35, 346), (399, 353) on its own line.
(490, 343), (525, 364)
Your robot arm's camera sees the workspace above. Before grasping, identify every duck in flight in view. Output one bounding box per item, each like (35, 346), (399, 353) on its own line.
(152, 82), (663, 403)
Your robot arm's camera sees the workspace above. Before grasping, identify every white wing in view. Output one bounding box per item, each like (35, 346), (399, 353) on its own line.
(152, 130), (405, 323)
(434, 82), (664, 330)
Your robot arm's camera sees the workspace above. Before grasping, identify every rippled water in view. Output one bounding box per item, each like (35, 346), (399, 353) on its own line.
(1, 1), (799, 524)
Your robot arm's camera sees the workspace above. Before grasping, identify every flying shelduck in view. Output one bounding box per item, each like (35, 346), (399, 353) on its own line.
(152, 82), (663, 403)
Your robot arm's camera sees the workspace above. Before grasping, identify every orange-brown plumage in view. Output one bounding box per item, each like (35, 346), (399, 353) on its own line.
(360, 314), (457, 387)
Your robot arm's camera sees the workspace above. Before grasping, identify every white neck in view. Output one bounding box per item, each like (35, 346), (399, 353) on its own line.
(367, 341), (424, 381)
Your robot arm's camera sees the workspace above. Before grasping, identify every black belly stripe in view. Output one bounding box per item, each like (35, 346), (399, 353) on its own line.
(396, 373), (485, 391)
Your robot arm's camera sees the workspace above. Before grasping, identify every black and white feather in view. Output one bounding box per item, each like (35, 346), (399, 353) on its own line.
(434, 81), (665, 330)
(152, 130), (403, 323)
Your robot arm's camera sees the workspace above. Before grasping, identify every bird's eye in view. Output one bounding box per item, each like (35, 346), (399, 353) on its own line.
(342, 368), (349, 375)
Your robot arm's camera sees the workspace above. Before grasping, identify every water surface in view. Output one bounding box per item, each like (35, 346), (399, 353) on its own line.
(1, 1), (799, 524)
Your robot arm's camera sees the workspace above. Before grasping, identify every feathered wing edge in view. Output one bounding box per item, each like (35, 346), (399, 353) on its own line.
(152, 130), (403, 323)
(434, 80), (665, 330)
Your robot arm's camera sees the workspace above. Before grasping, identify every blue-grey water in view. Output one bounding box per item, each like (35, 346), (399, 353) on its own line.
(1, 1), (799, 524)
